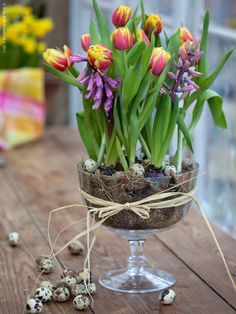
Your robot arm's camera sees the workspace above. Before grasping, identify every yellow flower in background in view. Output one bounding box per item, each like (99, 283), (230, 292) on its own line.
(37, 42), (46, 54)
(5, 5), (32, 20)
(32, 18), (54, 38)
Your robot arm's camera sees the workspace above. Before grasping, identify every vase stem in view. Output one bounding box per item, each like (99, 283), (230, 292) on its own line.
(127, 240), (147, 276)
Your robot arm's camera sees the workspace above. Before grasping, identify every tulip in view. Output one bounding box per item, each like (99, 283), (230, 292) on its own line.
(112, 5), (131, 27)
(43, 48), (69, 71)
(81, 33), (91, 52)
(149, 47), (170, 76)
(87, 44), (113, 73)
(145, 14), (163, 35)
(112, 27), (135, 51)
(180, 27), (194, 44)
(63, 45), (74, 67)
(137, 29), (150, 47)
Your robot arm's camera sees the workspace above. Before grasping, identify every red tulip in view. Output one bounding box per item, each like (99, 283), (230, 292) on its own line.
(112, 5), (131, 27)
(87, 44), (113, 73)
(137, 29), (150, 47)
(145, 14), (163, 35)
(81, 33), (91, 52)
(149, 47), (170, 76)
(180, 27), (194, 44)
(43, 48), (69, 71)
(112, 27), (135, 51)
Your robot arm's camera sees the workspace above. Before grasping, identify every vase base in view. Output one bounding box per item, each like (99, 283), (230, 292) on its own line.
(99, 268), (176, 294)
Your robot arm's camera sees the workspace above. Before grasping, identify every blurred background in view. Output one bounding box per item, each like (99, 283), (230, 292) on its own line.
(0, 0), (236, 237)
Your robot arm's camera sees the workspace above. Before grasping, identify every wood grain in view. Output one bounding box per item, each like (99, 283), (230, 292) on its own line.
(0, 127), (235, 314)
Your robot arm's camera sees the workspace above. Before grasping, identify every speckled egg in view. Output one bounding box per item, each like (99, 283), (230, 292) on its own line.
(34, 287), (52, 302)
(164, 165), (176, 177)
(84, 159), (97, 173)
(77, 269), (92, 283)
(68, 240), (84, 255)
(53, 286), (70, 302)
(71, 283), (86, 296)
(61, 276), (77, 289)
(73, 294), (89, 311)
(38, 258), (54, 274)
(158, 289), (176, 304)
(61, 268), (77, 278)
(129, 163), (145, 177)
(40, 280), (55, 291)
(8, 232), (20, 246)
(25, 298), (43, 313)
(86, 282), (96, 294)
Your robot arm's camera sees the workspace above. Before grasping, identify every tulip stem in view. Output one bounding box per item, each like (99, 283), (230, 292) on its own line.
(97, 134), (106, 166)
(122, 51), (128, 74)
(174, 127), (183, 173)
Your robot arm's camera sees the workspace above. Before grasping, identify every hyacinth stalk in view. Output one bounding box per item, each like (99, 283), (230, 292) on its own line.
(43, 0), (233, 172)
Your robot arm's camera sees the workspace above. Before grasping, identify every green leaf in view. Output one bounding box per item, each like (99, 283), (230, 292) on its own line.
(139, 57), (173, 131)
(207, 90), (227, 128)
(121, 58), (143, 112)
(141, 0), (146, 29)
(189, 89), (227, 132)
(151, 94), (171, 164)
(129, 112), (139, 165)
(105, 130), (118, 166)
(155, 97), (179, 167)
(116, 138), (129, 171)
(89, 19), (101, 44)
(127, 40), (146, 67)
(187, 49), (234, 106)
(167, 29), (180, 57)
(130, 71), (152, 116)
(92, 0), (110, 47)
(177, 114), (193, 152)
(198, 11), (209, 80)
(45, 64), (83, 90)
(76, 112), (97, 160)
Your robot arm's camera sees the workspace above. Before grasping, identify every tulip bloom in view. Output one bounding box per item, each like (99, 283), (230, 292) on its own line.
(137, 29), (150, 47)
(149, 47), (170, 76)
(63, 45), (74, 67)
(180, 27), (194, 44)
(145, 14), (163, 35)
(112, 27), (135, 51)
(87, 44), (113, 73)
(81, 33), (91, 52)
(43, 48), (69, 71)
(112, 5), (131, 27)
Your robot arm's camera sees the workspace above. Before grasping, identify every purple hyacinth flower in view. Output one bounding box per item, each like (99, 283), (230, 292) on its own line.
(87, 73), (96, 91)
(79, 75), (91, 86)
(76, 67), (89, 83)
(94, 87), (103, 100)
(104, 97), (114, 112)
(69, 54), (87, 63)
(94, 72), (103, 88)
(103, 75), (119, 88)
(104, 83), (113, 98)
(93, 97), (102, 110)
(85, 87), (96, 100)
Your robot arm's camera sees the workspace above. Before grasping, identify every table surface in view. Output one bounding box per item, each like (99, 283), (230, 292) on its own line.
(0, 127), (236, 314)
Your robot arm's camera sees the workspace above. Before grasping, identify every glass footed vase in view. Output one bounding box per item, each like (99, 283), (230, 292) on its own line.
(78, 160), (198, 294)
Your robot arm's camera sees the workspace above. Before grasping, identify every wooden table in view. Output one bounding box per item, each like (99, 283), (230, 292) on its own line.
(0, 127), (235, 314)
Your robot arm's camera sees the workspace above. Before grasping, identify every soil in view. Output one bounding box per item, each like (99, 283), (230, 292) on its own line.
(77, 159), (198, 230)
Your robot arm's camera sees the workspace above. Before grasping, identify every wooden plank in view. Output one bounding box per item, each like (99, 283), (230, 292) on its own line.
(1, 127), (235, 313)
(26, 189), (235, 314)
(157, 209), (236, 308)
(0, 172), (74, 314)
